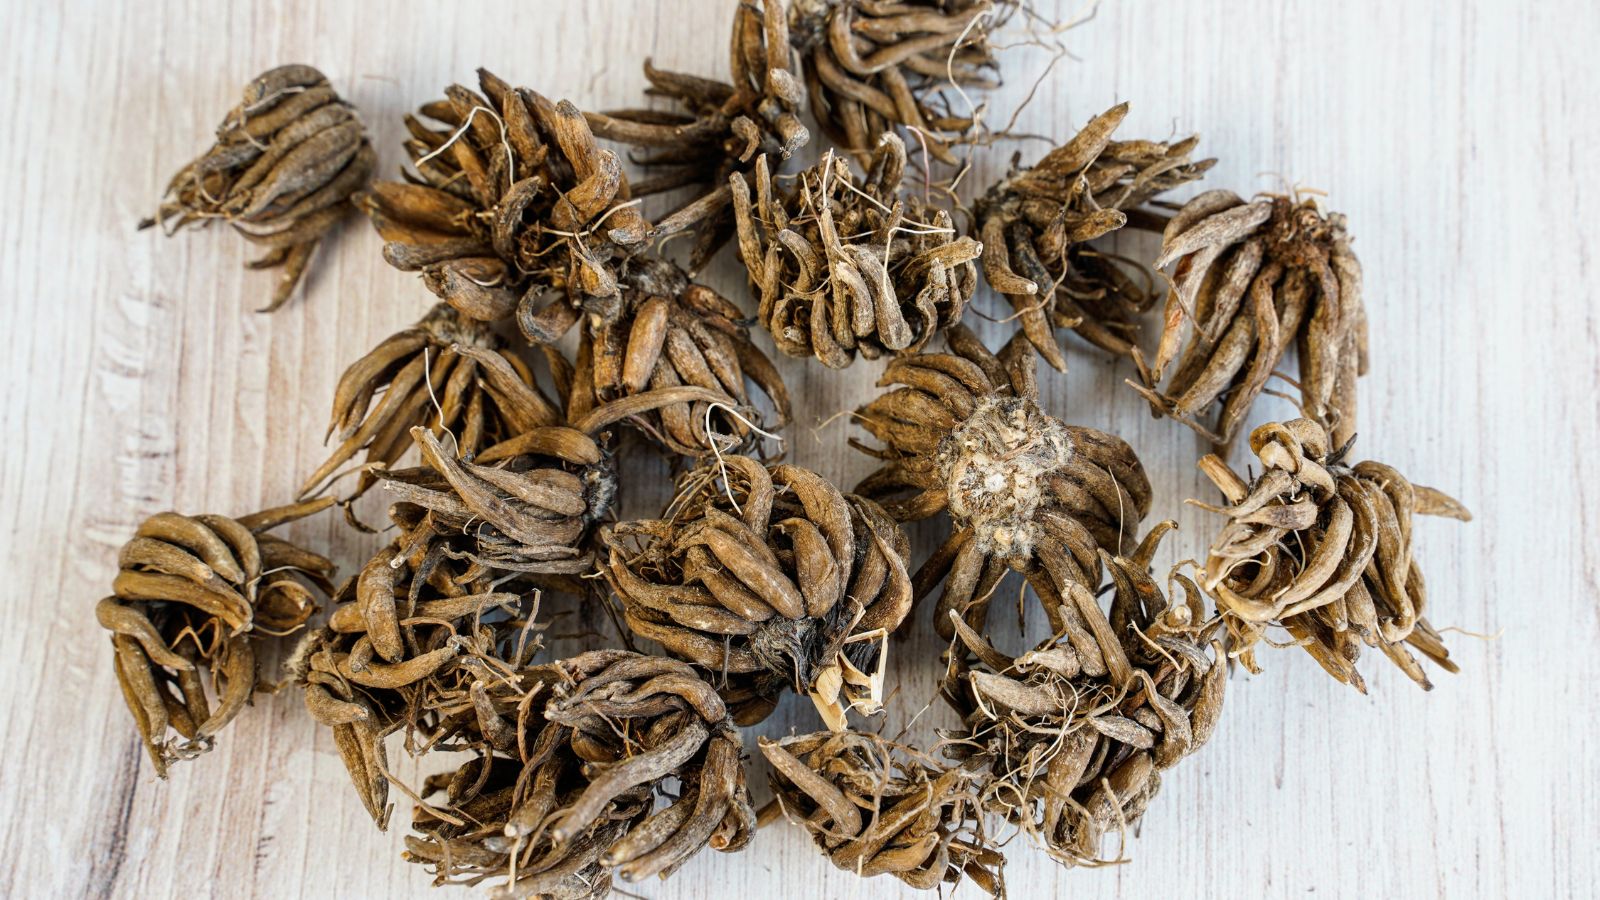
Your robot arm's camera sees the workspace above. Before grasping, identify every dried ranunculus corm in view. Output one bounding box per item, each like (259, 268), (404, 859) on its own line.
(100, 498), (336, 776)
(586, 0), (809, 269)
(853, 324), (1151, 639)
(1192, 417), (1471, 691)
(760, 729), (1004, 895)
(603, 454), (912, 727)
(406, 650), (753, 896)
(788, 0), (1015, 164)
(298, 303), (570, 504)
(360, 68), (649, 324)
(563, 255), (792, 459)
(975, 103), (1212, 369)
(142, 64), (373, 312)
(292, 520), (545, 828)
(1132, 189), (1366, 449)
(731, 134), (981, 368)
(942, 523), (1226, 867)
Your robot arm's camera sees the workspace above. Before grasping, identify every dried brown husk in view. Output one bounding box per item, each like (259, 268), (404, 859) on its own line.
(730, 135), (981, 368)
(140, 64), (374, 312)
(1131, 190), (1366, 450)
(358, 68), (649, 323)
(974, 103), (1213, 370)
(298, 303), (564, 503)
(942, 523), (1226, 867)
(602, 454), (912, 728)
(562, 255), (792, 459)
(1192, 417), (1472, 691)
(586, 0), (810, 270)
(393, 649), (753, 895)
(100, 497), (337, 776)
(853, 324), (1151, 639)
(760, 730), (1004, 896)
(789, 0), (1015, 165)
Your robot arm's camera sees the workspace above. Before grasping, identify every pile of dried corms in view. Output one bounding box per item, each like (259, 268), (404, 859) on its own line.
(108, 2), (1470, 896)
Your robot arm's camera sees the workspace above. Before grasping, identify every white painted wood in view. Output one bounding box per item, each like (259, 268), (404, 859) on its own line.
(1, 1), (1591, 897)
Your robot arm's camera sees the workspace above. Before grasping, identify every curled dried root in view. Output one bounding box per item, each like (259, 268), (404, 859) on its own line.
(1133, 189), (1365, 450)
(100, 498), (337, 776)
(852, 325), (1151, 638)
(587, 0), (809, 269)
(359, 68), (649, 322)
(789, 0), (1016, 165)
(760, 730), (1004, 896)
(1192, 417), (1471, 691)
(402, 651), (753, 896)
(730, 135), (981, 368)
(141, 64), (374, 312)
(603, 455), (912, 727)
(299, 303), (566, 503)
(974, 103), (1213, 369)
(943, 523), (1226, 867)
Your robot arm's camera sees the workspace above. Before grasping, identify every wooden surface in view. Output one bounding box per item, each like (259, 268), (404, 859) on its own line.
(2, 1), (1593, 897)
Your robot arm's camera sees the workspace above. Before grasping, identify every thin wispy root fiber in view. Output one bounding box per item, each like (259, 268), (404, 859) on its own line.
(1131, 189), (1366, 450)
(760, 730), (1005, 896)
(975, 102), (1213, 369)
(852, 324), (1151, 639)
(602, 454), (912, 728)
(788, 0), (1017, 164)
(942, 523), (1226, 868)
(141, 64), (374, 312)
(99, 498), (337, 776)
(731, 134), (981, 368)
(1192, 418), (1472, 691)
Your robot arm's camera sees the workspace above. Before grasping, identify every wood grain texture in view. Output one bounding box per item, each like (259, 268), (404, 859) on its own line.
(1, 1), (1593, 897)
